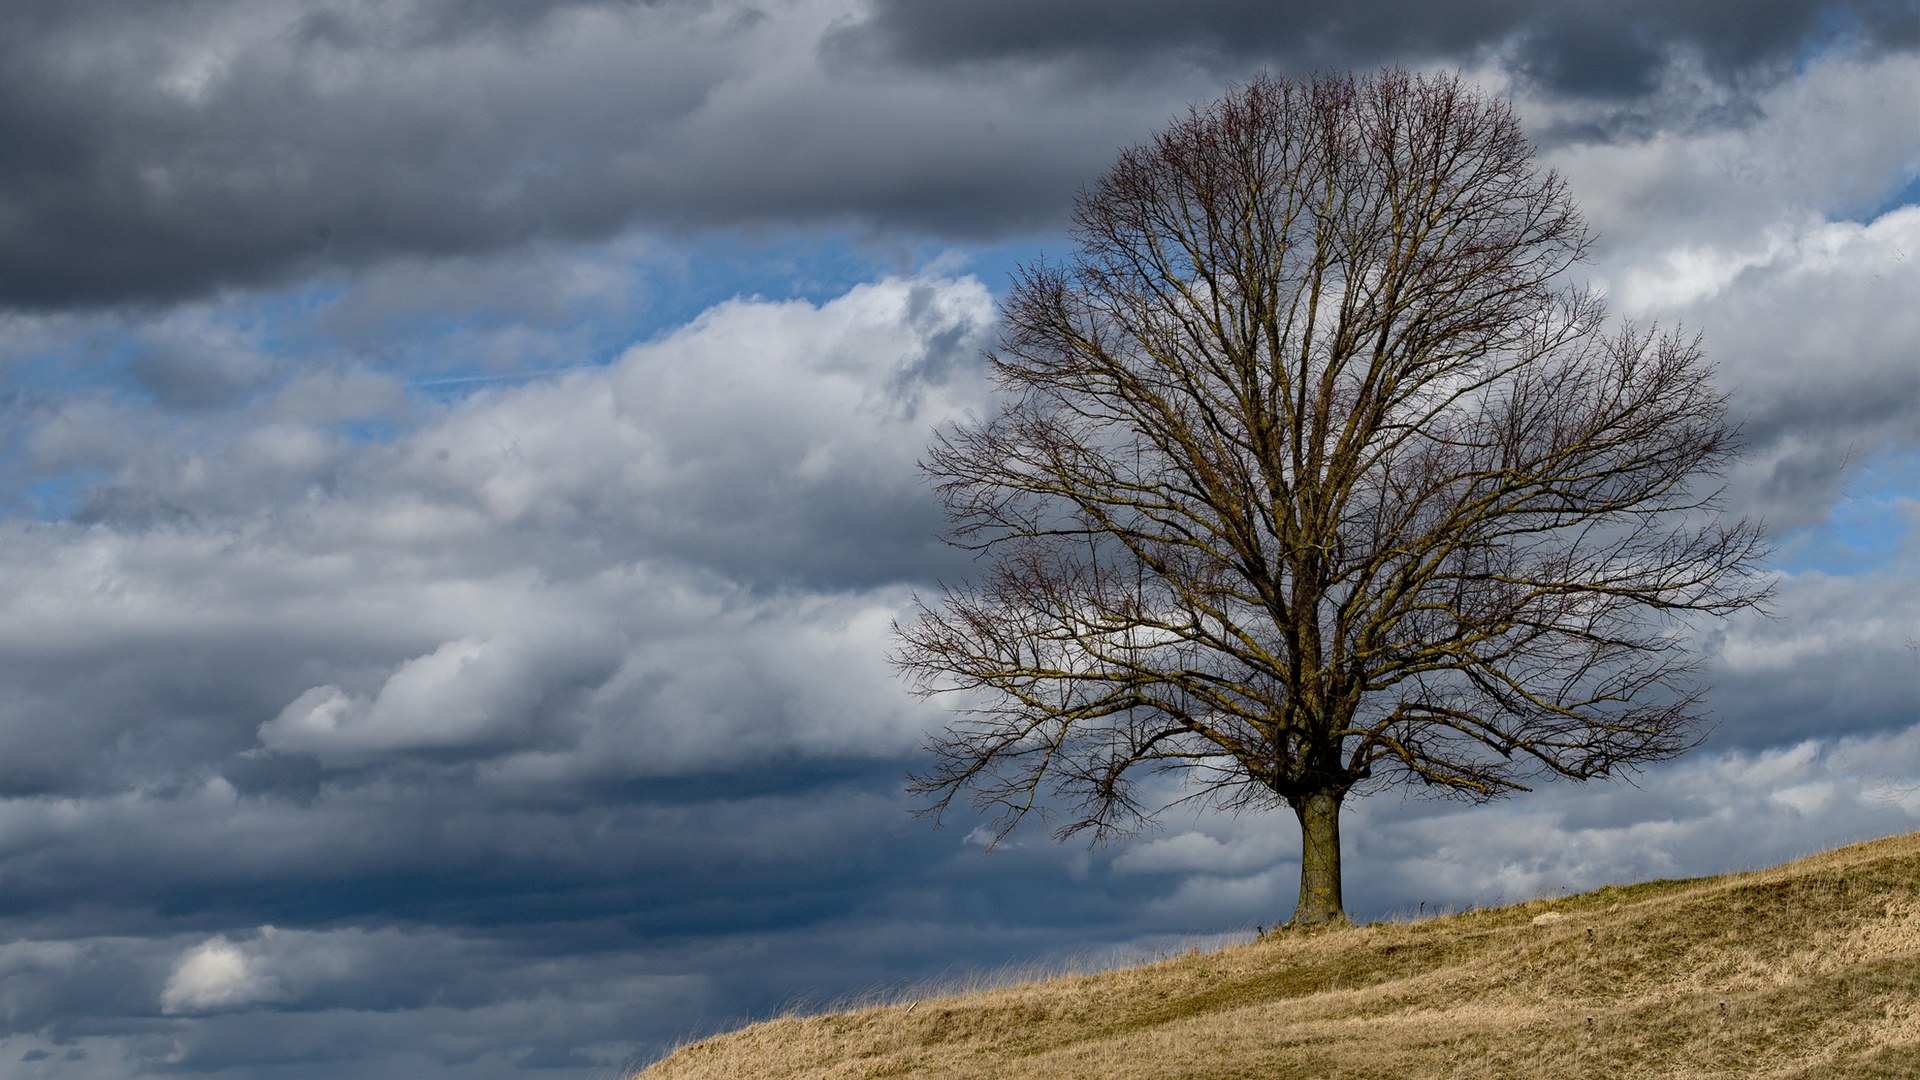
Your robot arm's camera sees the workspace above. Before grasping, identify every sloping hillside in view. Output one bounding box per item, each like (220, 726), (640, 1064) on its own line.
(639, 831), (1920, 1079)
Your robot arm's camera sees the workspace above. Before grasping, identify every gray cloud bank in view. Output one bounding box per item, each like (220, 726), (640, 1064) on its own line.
(847, 0), (1918, 95)
(0, 0), (1162, 307)
(0, 0), (1913, 309)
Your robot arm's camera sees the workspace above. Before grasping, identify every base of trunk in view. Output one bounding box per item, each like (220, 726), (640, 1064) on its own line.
(1287, 787), (1348, 928)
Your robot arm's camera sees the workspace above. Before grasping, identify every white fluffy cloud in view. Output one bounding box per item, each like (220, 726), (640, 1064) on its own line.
(0, 275), (992, 790)
(257, 633), (604, 764)
(1544, 52), (1920, 258)
(161, 933), (291, 1013)
(1526, 51), (1920, 530)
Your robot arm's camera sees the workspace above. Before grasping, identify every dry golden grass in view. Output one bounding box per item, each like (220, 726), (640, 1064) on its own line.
(636, 831), (1920, 1079)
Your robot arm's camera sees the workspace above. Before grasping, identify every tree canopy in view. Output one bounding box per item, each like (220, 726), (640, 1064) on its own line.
(893, 68), (1771, 927)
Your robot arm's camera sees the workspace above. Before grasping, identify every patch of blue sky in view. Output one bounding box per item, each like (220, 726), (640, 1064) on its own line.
(338, 415), (404, 445)
(1771, 447), (1920, 576)
(1795, 5), (1889, 75)
(1860, 171), (1920, 225)
(622, 230), (1055, 343)
(240, 283), (338, 352)
(1, 320), (142, 401)
(947, 236), (1067, 299)
(20, 470), (106, 522)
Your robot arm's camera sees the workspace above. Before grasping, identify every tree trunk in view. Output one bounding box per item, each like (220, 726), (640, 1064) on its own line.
(1288, 787), (1347, 927)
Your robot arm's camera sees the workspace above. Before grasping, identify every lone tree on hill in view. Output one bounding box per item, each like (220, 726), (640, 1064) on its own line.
(892, 69), (1771, 928)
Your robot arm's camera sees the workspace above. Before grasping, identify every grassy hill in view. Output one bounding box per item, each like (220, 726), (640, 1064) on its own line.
(637, 831), (1920, 1079)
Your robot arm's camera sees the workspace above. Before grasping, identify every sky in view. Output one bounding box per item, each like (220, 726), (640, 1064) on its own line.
(0, 0), (1916, 1075)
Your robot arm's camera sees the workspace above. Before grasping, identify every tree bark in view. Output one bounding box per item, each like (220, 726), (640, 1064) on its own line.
(1289, 787), (1348, 927)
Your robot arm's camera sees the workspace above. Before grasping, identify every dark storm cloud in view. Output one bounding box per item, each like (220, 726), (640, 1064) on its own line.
(848, 0), (1920, 96)
(0, 788), (1240, 1075)
(5, 0), (1909, 312)
(0, 0), (633, 307)
(1700, 573), (1920, 748)
(0, 0), (1146, 310)
(8, 736), (1916, 1076)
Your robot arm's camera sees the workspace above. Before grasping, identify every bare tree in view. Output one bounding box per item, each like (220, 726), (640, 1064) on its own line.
(893, 69), (1771, 928)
